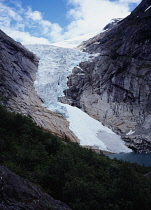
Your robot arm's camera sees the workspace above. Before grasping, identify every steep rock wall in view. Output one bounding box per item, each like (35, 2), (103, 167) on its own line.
(61, 0), (151, 152)
(0, 29), (78, 142)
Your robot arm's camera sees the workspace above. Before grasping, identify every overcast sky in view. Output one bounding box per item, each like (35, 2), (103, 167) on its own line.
(0, 0), (141, 44)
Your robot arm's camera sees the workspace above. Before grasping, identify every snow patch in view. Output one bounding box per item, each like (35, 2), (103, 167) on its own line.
(61, 104), (132, 153)
(126, 130), (135, 135)
(145, 5), (151, 12)
(94, 42), (100, 45)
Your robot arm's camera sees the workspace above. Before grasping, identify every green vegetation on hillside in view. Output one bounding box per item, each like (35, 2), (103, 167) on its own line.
(0, 104), (151, 210)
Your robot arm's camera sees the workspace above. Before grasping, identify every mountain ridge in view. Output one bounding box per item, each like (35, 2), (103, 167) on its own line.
(0, 29), (78, 143)
(61, 0), (151, 152)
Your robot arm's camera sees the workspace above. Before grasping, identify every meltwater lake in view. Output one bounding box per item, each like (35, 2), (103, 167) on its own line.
(106, 153), (151, 167)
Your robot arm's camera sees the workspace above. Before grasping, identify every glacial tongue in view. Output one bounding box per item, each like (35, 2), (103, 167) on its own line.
(26, 44), (131, 153)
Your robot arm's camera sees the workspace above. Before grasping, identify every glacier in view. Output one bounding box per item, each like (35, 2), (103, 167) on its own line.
(26, 44), (132, 154)
(26, 44), (92, 117)
(52, 32), (99, 48)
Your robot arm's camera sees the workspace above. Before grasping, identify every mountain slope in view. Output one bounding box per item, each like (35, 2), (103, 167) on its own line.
(62, 0), (151, 152)
(0, 104), (151, 210)
(0, 166), (71, 210)
(0, 29), (130, 153)
(26, 44), (131, 153)
(0, 29), (78, 142)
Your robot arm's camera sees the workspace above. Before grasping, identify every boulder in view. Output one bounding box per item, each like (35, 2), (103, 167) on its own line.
(0, 166), (71, 210)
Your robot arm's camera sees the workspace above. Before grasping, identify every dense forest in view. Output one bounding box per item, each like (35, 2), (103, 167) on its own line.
(1, 104), (151, 210)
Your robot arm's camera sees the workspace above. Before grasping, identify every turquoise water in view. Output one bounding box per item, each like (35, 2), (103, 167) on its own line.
(106, 153), (151, 167)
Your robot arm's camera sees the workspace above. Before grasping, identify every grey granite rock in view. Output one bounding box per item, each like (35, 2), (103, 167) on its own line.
(61, 0), (151, 152)
(0, 29), (79, 143)
(0, 166), (71, 210)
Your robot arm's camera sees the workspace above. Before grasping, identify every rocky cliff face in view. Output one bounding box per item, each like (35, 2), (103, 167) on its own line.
(0, 166), (71, 210)
(77, 18), (123, 51)
(61, 0), (151, 152)
(0, 29), (78, 142)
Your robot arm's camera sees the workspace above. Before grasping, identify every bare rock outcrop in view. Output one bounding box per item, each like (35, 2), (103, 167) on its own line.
(0, 166), (71, 210)
(0, 29), (78, 143)
(61, 0), (151, 152)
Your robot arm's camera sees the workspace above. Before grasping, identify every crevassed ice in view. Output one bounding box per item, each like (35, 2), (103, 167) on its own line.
(25, 44), (131, 153)
(26, 45), (91, 107)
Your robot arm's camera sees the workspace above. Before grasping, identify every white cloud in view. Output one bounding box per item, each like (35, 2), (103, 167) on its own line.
(0, 1), (62, 44)
(1, 27), (50, 45)
(49, 23), (64, 42)
(64, 0), (141, 38)
(119, 0), (141, 3)
(0, 2), (22, 27)
(0, 0), (141, 44)
(26, 8), (43, 21)
(55, 0), (141, 44)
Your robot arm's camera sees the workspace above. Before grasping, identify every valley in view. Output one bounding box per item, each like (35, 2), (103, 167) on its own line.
(0, 0), (151, 209)
(26, 44), (131, 153)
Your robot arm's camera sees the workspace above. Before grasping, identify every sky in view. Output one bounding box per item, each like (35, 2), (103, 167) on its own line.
(0, 0), (141, 45)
